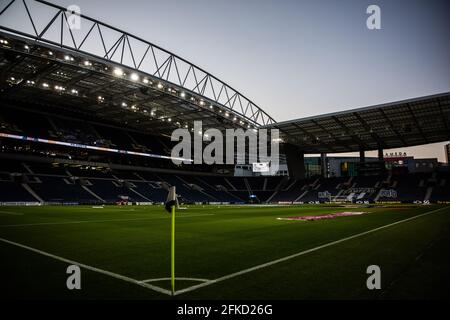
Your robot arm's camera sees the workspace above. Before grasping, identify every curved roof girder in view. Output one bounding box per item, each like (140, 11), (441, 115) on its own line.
(0, 0), (276, 127)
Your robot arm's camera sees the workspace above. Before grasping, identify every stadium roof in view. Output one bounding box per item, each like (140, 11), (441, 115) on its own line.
(265, 92), (450, 154)
(0, 0), (275, 136)
(1, 0), (449, 155)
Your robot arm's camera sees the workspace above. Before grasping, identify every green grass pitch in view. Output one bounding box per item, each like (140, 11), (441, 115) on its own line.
(0, 204), (449, 299)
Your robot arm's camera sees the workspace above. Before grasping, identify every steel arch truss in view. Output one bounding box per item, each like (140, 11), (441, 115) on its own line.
(0, 0), (276, 127)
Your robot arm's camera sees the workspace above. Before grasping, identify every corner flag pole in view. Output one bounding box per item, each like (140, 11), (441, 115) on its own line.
(165, 186), (177, 296)
(171, 204), (175, 295)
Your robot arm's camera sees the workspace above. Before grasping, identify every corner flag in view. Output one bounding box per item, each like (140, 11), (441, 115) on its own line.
(165, 186), (177, 213)
(165, 186), (176, 295)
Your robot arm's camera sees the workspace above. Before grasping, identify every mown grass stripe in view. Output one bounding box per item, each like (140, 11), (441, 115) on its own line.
(0, 236), (172, 296)
(0, 213), (214, 227)
(175, 206), (448, 295)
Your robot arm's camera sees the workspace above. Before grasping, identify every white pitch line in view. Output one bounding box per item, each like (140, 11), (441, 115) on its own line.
(140, 277), (210, 283)
(0, 210), (24, 216)
(174, 206), (449, 296)
(0, 213), (214, 228)
(0, 237), (172, 296)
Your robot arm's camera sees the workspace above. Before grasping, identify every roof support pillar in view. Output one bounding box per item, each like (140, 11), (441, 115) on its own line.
(284, 143), (305, 179)
(378, 148), (384, 161)
(359, 150), (366, 163)
(320, 153), (327, 178)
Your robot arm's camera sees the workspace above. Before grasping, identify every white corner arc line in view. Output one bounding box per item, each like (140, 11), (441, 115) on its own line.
(140, 277), (210, 283)
(174, 206), (449, 296)
(0, 237), (172, 296)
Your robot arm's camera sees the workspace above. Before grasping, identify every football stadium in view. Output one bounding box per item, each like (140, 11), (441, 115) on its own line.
(1, 0), (450, 305)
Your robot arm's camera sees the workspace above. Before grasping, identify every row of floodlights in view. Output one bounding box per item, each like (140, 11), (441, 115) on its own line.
(16, 77), (198, 130)
(122, 103), (245, 132)
(10, 75), (255, 131)
(2, 38), (255, 130)
(110, 67), (248, 124)
(8, 76), (79, 95)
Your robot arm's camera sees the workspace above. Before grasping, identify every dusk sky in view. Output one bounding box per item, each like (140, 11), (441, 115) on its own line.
(4, 0), (450, 160)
